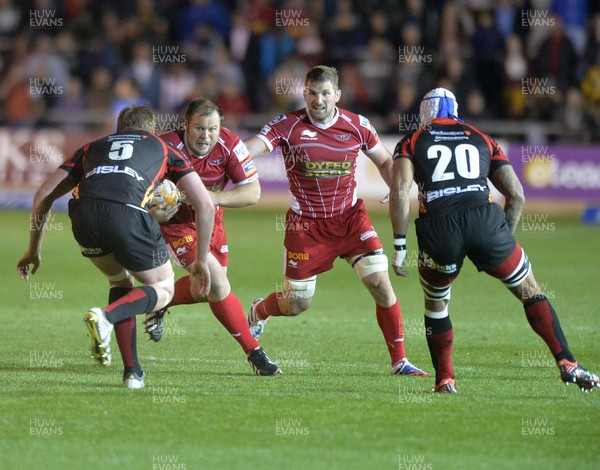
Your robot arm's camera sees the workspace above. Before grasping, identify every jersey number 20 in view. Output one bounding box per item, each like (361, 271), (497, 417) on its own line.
(428, 144), (479, 182)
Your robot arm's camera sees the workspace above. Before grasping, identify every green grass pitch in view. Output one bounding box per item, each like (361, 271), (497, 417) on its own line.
(1, 204), (599, 469)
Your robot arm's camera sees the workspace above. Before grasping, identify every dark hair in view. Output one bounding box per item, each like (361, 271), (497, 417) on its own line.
(305, 65), (339, 89)
(184, 98), (224, 123)
(117, 105), (155, 132)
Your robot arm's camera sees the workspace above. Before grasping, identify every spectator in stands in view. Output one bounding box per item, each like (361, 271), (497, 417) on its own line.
(338, 61), (370, 115)
(533, 16), (579, 94)
(327, 0), (366, 61)
(177, 0), (230, 43)
(551, 0), (588, 55)
(159, 63), (196, 112)
(126, 41), (162, 109)
(384, 80), (421, 134)
(217, 80), (252, 130)
(110, 75), (144, 123)
(580, 50), (600, 141)
(0, 0), (599, 141)
(87, 66), (114, 114)
(358, 37), (395, 115)
(582, 13), (600, 72)
(503, 33), (528, 119)
(295, 22), (325, 68)
(397, 21), (427, 86)
(0, 0), (20, 37)
(561, 87), (586, 142)
(52, 76), (86, 131)
(470, 9), (505, 117)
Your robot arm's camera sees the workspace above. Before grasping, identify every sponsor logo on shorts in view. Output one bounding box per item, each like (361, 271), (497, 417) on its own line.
(288, 260), (299, 268)
(287, 251), (309, 260)
(176, 246), (187, 256)
(220, 244), (229, 253)
(172, 235), (193, 248)
(360, 230), (377, 241)
(421, 251), (457, 274)
(302, 160), (353, 178)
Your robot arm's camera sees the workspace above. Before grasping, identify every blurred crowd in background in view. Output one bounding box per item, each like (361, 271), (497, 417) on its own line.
(1, 0), (600, 141)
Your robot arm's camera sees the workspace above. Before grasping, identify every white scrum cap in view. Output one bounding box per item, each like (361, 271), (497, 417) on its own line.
(419, 87), (460, 125)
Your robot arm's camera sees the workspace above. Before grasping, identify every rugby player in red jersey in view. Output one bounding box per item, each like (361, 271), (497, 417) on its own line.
(389, 87), (600, 393)
(17, 105), (215, 388)
(243, 65), (428, 376)
(146, 98), (281, 376)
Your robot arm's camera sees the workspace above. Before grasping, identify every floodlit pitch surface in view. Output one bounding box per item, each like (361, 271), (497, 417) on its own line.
(1, 205), (598, 469)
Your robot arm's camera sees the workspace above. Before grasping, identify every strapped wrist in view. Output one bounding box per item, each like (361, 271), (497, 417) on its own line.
(393, 234), (406, 251)
(394, 233), (406, 251)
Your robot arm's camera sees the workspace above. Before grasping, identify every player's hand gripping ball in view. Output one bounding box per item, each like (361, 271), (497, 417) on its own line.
(150, 179), (181, 223)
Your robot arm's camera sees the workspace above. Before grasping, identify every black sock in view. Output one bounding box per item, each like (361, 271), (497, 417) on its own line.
(524, 295), (574, 363)
(109, 287), (143, 376)
(105, 285), (158, 324)
(424, 315), (454, 383)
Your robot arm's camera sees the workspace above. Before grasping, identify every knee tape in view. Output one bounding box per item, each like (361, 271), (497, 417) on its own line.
(419, 274), (452, 301)
(283, 276), (316, 299)
(107, 270), (130, 283)
(152, 274), (175, 289)
(350, 253), (389, 279)
(501, 248), (531, 288)
(424, 306), (449, 319)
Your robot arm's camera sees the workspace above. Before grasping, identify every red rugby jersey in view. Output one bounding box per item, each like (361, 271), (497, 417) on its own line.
(257, 107), (381, 218)
(161, 127), (257, 224)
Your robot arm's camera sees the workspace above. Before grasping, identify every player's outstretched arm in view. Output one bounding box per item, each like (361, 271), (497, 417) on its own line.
(389, 157), (414, 277)
(489, 165), (525, 233)
(210, 179), (260, 208)
(17, 168), (76, 280)
(177, 171), (214, 297)
(243, 136), (271, 159)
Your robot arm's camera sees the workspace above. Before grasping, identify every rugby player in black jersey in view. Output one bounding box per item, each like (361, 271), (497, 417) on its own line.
(17, 105), (214, 388)
(389, 88), (599, 393)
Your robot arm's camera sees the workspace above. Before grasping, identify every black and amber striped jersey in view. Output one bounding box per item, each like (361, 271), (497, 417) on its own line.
(393, 118), (511, 215)
(60, 130), (194, 209)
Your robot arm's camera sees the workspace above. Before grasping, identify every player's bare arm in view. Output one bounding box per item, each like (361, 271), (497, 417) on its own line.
(17, 168), (77, 279)
(389, 158), (413, 238)
(489, 165), (525, 233)
(366, 143), (394, 189)
(389, 157), (414, 277)
(209, 178), (260, 208)
(244, 136), (271, 159)
(177, 171), (215, 297)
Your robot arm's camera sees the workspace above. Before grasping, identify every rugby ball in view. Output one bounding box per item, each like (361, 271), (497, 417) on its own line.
(151, 179), (180, 209)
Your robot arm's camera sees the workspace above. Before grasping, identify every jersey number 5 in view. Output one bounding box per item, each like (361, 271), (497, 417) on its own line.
(108, 140), (134, 161)
(428, 144), (480, 182)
